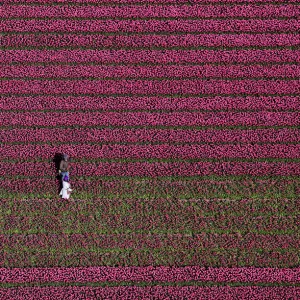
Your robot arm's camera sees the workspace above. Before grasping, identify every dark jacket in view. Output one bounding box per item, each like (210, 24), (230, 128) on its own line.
(59, 160), (69, 172)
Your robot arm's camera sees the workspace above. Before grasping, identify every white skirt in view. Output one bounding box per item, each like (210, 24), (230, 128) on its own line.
(59, 181), (72, 199)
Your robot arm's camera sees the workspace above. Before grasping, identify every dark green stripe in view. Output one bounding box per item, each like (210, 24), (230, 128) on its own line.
(4, 247), (298, 255)
(1, 280), (300, 289)
(2, 209), (297, 218)
(1, 228), (297, 235)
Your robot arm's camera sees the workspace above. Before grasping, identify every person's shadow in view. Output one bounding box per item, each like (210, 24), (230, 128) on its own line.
(53, 153), (63, 194)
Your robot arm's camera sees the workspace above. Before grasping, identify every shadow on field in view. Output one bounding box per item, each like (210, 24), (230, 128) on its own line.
(53, 153), (63, 194)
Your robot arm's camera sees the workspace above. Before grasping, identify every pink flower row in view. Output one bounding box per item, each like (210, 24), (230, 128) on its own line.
(2, 111), (300, 126)
(2, 49), (299, 63)
(2, 80), (299, 95)
(1, 266), (299, 283)
(1, 96), (299, 111)
(1, 144), (300, 159)
(2, 233), (299, 251)
(3, 161), (300, 176)
(2, 4), (299, 18)
(2, 0), (297, 3)
(1, 143), (300, 161)
(3, 64), (300, 78)
(2, 33), (299, 48)
(2, 128), (299, 143)
(1, 286), (299, 300)
(1, 19), (299, 33)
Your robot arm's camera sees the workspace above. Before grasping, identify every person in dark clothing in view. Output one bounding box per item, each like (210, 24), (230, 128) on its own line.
(59, 153), (70, 181)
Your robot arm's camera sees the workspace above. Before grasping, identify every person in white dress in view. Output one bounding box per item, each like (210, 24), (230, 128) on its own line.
(59, 175), (73, 200)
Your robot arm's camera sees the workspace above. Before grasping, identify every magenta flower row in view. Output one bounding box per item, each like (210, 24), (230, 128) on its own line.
(1, 128), (300, 143)
(3, 64), (300, 78)
(3, 161), (300, 176)
(2, 79), (300, 95)
(1, 96), (300, 111)
(1, 144), (300, 159)
(3, 33), (299, 48)
(1, 50), (299, 63)
(2, 111), (300, 126)
(2, 4), (299, 19)
(0, 266), (299, 283)
(1, 19), (299, 33)
(2, 0), (297, 4)
(1, 286), (299, 300)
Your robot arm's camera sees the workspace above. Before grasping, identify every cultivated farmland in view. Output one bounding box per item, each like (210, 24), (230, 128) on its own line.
(0, 0), (299, 299)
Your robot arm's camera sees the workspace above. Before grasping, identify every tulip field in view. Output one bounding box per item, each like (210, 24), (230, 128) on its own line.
(0, 0), (300, 299)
